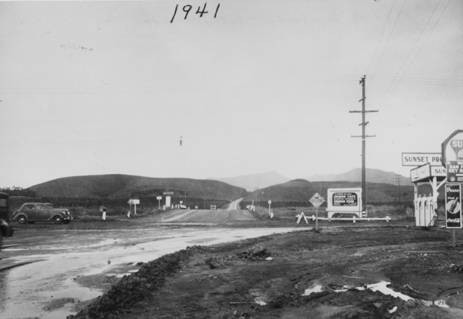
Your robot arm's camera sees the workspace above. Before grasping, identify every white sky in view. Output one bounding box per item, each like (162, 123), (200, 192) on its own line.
(0, 0), (462, 187)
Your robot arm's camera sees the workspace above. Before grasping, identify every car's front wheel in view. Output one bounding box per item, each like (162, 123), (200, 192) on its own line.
(17, 216), (27, 224)
(53, 216), (63, 224)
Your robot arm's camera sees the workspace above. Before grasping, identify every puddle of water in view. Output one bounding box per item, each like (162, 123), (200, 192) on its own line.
(333, 281), (451, 309)
(388, 305), (398, 314)
(254, 297), (267, 306)
(2, 248), (26, 252)
(249, 288), (268, 306)
(367, 281), (413, 301)
(303, 283), (323, 296)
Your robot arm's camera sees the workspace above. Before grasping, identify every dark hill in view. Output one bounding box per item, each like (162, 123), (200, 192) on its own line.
(244, 179), (413, 205)
(29, 174), (247, 201)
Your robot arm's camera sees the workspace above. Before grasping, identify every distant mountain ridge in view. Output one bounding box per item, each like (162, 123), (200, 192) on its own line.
(308, 168), (411, 186)
(217, 171), (289, 191)
(29, 174), (247, 201)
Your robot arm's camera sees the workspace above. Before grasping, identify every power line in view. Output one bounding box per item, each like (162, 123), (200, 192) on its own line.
(385, 0), (448, 96)
(367, 0), (408, 77)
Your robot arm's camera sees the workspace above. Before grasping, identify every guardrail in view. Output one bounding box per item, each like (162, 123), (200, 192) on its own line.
(311, 215), (391, 223)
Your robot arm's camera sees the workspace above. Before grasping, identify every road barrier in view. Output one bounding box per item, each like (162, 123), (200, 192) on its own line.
(310, 215), (391, 223)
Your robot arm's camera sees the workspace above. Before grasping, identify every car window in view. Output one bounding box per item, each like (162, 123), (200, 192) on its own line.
(0, 198), (7, 207)
(23, 204), (34, 210)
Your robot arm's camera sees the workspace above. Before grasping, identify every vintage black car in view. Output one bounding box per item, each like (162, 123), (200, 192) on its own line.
(12, 202), (72, 224)
(0, 192), (14, 241)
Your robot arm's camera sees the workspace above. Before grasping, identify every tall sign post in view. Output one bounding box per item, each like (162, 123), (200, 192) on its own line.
(267, 200), (273, 219)
(349, 75), (379, 213)
(442, 130), (463, 247)
(128, 199), (140, 216)
(310, 193), (325, 232)
(156, 196), (162, 209)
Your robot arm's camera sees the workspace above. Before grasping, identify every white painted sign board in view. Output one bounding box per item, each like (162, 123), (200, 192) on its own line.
(401, 152), (442, 167)
(327, 188), (362, 214)
(410, 163), (447, 183)
(128, 199), (140, 205)
(165, 196), (171, 208)
(445, 183), (462, 229)
(431, 166), (447, 177)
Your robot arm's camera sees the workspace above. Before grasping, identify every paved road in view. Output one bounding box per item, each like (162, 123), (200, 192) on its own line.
(160, 209), (196, 222)
(0, 224), (299, 319)
(154, 198), (250, 224)
(227, 197), (243, 211)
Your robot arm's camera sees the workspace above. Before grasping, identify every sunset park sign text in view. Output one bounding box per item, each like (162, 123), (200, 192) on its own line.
(401, 152), (442, 167)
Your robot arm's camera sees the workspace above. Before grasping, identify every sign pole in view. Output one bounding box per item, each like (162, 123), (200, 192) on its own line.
(309, 193), (325, 232)
(452, 229), (456, 248)
(315, 206), (319, 232)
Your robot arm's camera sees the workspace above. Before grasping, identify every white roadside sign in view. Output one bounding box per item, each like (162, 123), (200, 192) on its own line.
(128, 199), (140, 205)
(309, 193), (325, 208)
(410, 163), (446, 182)
(401, 152), (442, 167)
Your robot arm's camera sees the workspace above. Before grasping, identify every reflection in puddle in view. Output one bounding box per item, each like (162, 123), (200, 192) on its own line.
(303, 283), (323, 296)
(333, 281), (451, 309)
(367, 281), (413, 301)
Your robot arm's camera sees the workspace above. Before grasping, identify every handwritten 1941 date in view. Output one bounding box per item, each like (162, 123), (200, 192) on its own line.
(170, 3), (220, 23)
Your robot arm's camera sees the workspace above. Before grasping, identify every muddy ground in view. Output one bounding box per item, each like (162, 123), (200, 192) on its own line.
(0, 214), (301, 318)
(71, 226), (463, 319)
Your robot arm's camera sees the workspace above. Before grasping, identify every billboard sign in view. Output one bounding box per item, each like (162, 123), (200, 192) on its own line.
(442, 130), (463, 182)
(410, 164), (431, 182)
(165, 196), (171, 208)
(430, 165), (447, 177)
(128, 199), (140, 205)
(445, 183), (462, 229)
(401, 152), (442, 167)
(327, 188), (362, 213)
(410, 163), (447, 182)
(442, 130), (463, 165)
(447, 161), (463, 183)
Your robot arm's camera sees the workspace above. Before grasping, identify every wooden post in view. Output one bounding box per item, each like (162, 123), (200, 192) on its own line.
(315, 207), (319, 232)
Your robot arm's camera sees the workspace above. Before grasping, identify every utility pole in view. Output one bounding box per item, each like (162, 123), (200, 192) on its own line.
(349, 75), (379, 214)
(395, 175), (401, 204)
